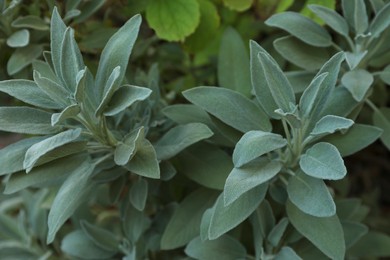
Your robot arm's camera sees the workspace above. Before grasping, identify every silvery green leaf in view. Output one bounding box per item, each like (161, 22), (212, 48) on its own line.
(300, 142), (346, 180)
(123, 204), (151, 243)
(369, 0), (386, 13)
(155, 123), (213, 160)
(275, 106), (302, 128)
(300, 73), (328, 118)
(257, 51), (296, 112)
(342, 0), (368, 34)
(74, 68), (87, 103)
(200, 209), (213, 241)
(286, 200), (345, 260)
(61, 230), (116, 259)
(267, 218), (289, 248)
(0, 213), (28, 241)
(73, 0), (105, 23)
(218, 27), (251, 97)
(23, 129), (83, 172)
(287, 171), (336, 217)
(51, 104), (80, 126)
(125, 138), (160, 179)
(286, 71), (316, 94)
(7, 44), (43, 75)
(161, 189), (219, 250)
(11, 15), (49, 30)
(341, 69), (373, 101)
(115, 127), (145, 166)
(104, 85), (152, 116)
(185, 235), (247, 260)
(250, 200), (275, 239)
(47, 160), (95, 243)
(95, 66), (121, 116)
(310, 115), (354, 136)
(0, 241), (39, 259)
(81, 221), (120, 252)
(342, 221), (368, 248)
(129, 178), (148, 211)
(183, 87), (271, 133)
(224, 159), (281, 206)
(160, 161), (177, 181)
(233, 130), (287, 168)
(373, 107), (390, 149)
(265, 12), (332, 47)
(320, 86), (358, 118)
(6, 29), (29, 47)
(0, 79), (60, 109)
(369, 2), (390, 38)
(273, 36), (330, 71)
(275, 247), (302, 260)
(379, 64), (390, 84)
(33, 70), (69, 107)
(250, 40), (279, 118)
(309, 5), (349, 37)
(177, 143), (232, 190)
(0, 137), (44, 176)
(348, 231), (390, 258)
(95, 14), (141, 98)
(63, 9), (81, 22)
(32, 60), (58, 83)
(50, 7), (67, 77)
(207, 184), (268, 239)
(345, 51), (368, 70)
(0, 107), (61, 135)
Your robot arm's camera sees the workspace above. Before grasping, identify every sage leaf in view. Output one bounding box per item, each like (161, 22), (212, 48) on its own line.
(299, 73), (328, 119)
(7, 44), (43, 75)
(373, 107), (390, 149)
(47, 160), (95, 243)
(310, 115), (354, 136)
(95, 14), (141, 97)
(218, 27), (251, 97)
(74, 68), (87, 103)
(50, 7), (67, 78)
(32, 60), (59, 83)
(341, 69), (373, 102)
(0, 107), (61, 135)
(183, 86), (271, 133)
(370, 2), (390, 38)
(250, 200), (275, 239)
(6, 29), (29, 47)
(286, 200), (345, 260)
(33, 70), (69, 107)
(287, 171), (336, 217)
(320, 86), (358, 118)
(207, 184), (268, 239)
(233, 130), (287, 168)
(185, 235), (247, 260)
(267, 218), (289, 247)
(51, 104), (80, 126)
(275, 246), (302, 260)
(0, 79), (60, 109)
(129, 178), (148, 211)
(309, 4), (349, 37)
(161, 188), (218, 250)
(81, 221), (119, 252)
(11, 15), (49, 30)
(348, 231), (390, 258)
(300, 142), (346, 180)
(155, 123), (213, 160)
(342, 0), (368, 34)
(123, 204), (151, 243)
(342, 221), (368, 248)
(265, 12), (332, 47)
(95, 66), (121, 116)
(115, 127), (145, 166)
(224, 159), (281, 206)
(345, 51), (367, 70)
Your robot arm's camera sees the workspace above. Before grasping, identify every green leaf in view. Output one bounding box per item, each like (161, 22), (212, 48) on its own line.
(155, 123), (213, 160)
(11, 15), (49, 30)
(218, 27), (251, 97)
(50, 7), (67, 78)
(348, 231), (390, 258)
(345, 51), (368, 71)
(341, 69), (373, 102)
(0, 241), (39, 259)
(287, 171), (336, 217)
(257, 51), (296, 113)
(224, 158), (281, 206)
(308, 4), (349, 37)
(23, 129), (83, 172)
(146, 0), (200, 41)
(310, 115), (354, 136)
(161, 188), (218, 250)
(323, 124), (382, 156)
(275, 247), (302, 260)
(129, 178), (148, 211)
(95, 66), (121, 116)
(95, 14), (141, 97)
(0, 79), (60, 109)
(0, 107), (61, 135)
(6, 29), (29, 47)
(373, 107), (390, 149)
(341, 221), (368, 248)
(185, 235), (247, 260)
(207, 184), (268, 239)
(273, 36), (330, 71)
(51, 104), (80, 126)
(115, 127), (145, 166)
(61, 230), (116, 259)
(123, 204), (151, 243)
(73, 0), (105, 23)
(7, 44), (43, 75)
(104, 85), (152, 116)
(265, 12), (332, 47)
(286, 200), (345, 260)
(183, 87), (271, 133)
(250, 200), (275, 239)
(301, 0), (336, 25)
(74, 68), (87, 103)
(81, 221), (119, 252)
(319, 86), (358, 118)
(222, 0), (253, 11)
(370, 2), (390, 38)
(47, 160), (95, 243)
(33, 70), (69, 107)
(342, 0), (368, 34)
(233, 131), (286, 168)
(267, 218), (289, 247)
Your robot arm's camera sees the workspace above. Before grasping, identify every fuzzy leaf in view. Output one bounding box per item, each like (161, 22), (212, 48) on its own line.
(50, 7), (67, 78)
(95, 66), (121, 116)
(310, 115), (354, 136)
(12, 15), (49, 30)
(275, 247), (302, 260)
(370, 2), (390, 38)
(7, 44), (43, 75)
(349, 231), (390, 258)
(81, 221), (119, 252)
(115, 127), (145, 166)
(373, 107), (390, 149)
(267, 218), (289, 248)
(342, 0), (368, 34)
(342, 221), (368, 248)
(33, 70), (69, 107)
(6, 29), (29, 47)
(51, 104), (80, 126)
(129, 178), (148, 211)
(309, 4), (349, 37)
(341, 69), (373, 102)
(345, 51), (367, 70)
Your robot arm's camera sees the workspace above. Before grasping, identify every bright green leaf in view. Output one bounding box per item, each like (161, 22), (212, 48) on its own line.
(222, 0), (253, 11)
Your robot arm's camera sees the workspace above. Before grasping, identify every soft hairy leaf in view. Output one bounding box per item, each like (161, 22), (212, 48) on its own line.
(250, 200), (276, 239)
(129, 178), (148, 211)
(345, 51), (367, 70)
(319, 86), (358, 118)
(183, 87), (271, 133)
(51, 104), (80, 126)
(7, 44), (43, 75)
(115, 127), (145, 166)
(341, 69), (373, 101)
(342, 221), (368, 248)
(81, 221), (119, 252)
(123, 204), (151, 243)
(309, 4), (349, 37)
(222, 0), (253, 11)
(155, 123), (213, 160)
(33, 70), (69, 107)
(370, 2), (390, 38)
(146, 0), (200, 41)
(0, 107), (61, 135)
(95, 66), (121, 116)
(12, 15), (49, 30)
(267, 218), (289, 248)
(161, 188), (218, 250)
(207, 184), (268, 239)
(233, 131), (287, 167)
(287, 171), (336, 217)
(300, 142), (346, 180)
(265, 12), (332, 47)
(50, 7), (67, 78)
(286, 200), (345, 260)
(349, 231), (390, 258)
(6, 29), (29, 47)
(224, 159), (281, 206)
(275, 247), (302, 260)
(342, 0), (368, 34)
(218, 27), (251, 97)
(185, 235), (247, 260)
(373, 107), (390, 149)
(310, 115), (354, 136)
